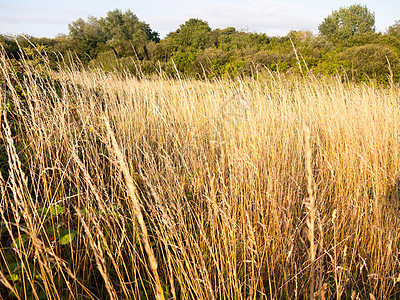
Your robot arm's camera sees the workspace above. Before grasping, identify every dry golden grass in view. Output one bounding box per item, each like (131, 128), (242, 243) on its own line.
(1, 51), (400, 299)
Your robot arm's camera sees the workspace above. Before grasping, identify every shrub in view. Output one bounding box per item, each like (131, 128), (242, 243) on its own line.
(338, 44), (400, 82)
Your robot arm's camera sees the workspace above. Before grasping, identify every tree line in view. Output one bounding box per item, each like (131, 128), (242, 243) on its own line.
(2, 4), (400, 82)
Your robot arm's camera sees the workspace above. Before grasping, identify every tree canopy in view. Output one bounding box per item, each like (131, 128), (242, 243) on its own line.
(318, 4), (375, 41)
(67, 9), (159, 61)
(99, 9), (159, 58)
(387, 20), (400, 35)
(2, 7), (400, 83)
(165, 18), (212, 51)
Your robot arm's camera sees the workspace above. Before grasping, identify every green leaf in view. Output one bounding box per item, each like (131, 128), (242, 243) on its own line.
(38, 290), (47, 299)
(38, 205), (65, 218)
(0, 222), (7, 234)
(49, 205), (65, 216)
(37, 207), (49, 215)
(5, 262), (22, 282)
(11, 234), (30, 249)
(73, 209), (87, 217)
(5, 273), (20, 282)
(59, 230), (77, 245)
(46, 226), (61, 239)
(8, 262), (20, 273)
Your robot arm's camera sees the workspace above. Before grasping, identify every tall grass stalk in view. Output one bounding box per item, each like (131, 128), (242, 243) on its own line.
(304, 125), (316, 300)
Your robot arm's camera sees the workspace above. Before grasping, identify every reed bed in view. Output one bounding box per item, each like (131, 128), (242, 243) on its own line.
(0, 51), (400, 299)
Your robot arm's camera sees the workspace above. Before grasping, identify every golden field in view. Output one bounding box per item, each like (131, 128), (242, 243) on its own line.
(1, 52), (400, 299)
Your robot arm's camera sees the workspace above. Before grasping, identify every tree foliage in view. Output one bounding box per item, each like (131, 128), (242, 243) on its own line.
(319, 4), (375, 41)
(99, 9), (159, 58)
(387, 20), (400, 35)
(68, 16), (106, 61)
(67, 9), (159, 61)
(3, 6), (400, 83)
(164, 18), (212, 51)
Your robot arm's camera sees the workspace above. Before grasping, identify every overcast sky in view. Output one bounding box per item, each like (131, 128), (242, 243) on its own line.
(1, 0), (399, 38)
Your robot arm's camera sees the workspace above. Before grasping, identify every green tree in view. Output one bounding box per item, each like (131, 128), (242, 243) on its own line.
(0, 35), (19, 58)
(318, 4), (375, 41)
(68, 16), (106, 61)
(165, 19), (212, 51)
(387, 20), (400, 35)
(99, 9), (159, 58)
(66, 10), (159, 62)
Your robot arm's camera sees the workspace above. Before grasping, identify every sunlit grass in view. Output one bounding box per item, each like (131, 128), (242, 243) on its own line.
(1, 51), (400, 299)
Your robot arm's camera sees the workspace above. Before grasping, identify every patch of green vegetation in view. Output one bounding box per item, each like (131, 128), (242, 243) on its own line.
(2, 5), (400, 82)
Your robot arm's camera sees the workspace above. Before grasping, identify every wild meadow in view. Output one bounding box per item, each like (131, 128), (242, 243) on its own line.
(1, 49), (400, 299)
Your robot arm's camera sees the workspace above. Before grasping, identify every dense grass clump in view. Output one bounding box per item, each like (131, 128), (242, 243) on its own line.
(1, 51), (400, 299)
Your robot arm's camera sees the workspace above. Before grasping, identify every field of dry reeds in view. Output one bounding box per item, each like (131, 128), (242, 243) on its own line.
(1, 51), (400, 299)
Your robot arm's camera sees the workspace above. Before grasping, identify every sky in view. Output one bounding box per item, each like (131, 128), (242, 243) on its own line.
(1, 0), (400, 39)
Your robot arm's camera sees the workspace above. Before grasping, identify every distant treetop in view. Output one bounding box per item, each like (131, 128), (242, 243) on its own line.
(318, 4), (375, 41)
(165, 18), (212, 50)
(387, 20), (400, 35)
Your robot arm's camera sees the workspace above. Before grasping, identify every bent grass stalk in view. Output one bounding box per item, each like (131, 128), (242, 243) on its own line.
(304, 125), (316, 300)
(104, 116), (165, 300)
